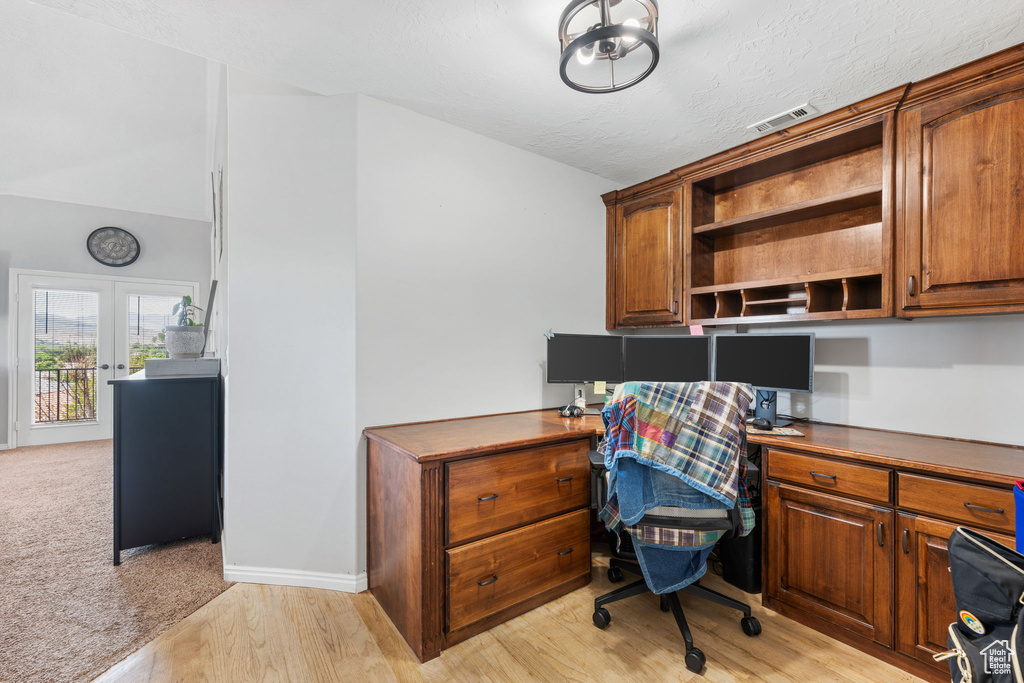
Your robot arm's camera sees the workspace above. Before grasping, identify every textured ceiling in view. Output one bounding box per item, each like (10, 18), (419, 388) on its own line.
(27, 0), (1024, 185)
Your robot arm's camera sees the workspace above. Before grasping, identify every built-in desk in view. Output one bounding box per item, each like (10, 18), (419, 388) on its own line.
(366, 409), (1022, 676)
(747, 423), (1024, 682)
(364, 410), (601, 662)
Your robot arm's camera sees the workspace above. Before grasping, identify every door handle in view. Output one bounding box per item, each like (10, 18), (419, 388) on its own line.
(477, 574), (498, 587)
(116, 364), (125, 370)
(99, 364), (110, 370)
(555, 476), (574, 483)
(810, 471), (837, 481)
(902, 528), (910, 554)
(907, 275), (915, 298)
(477, 493), (499, 502)
(557, 547), (575, 556)
(877, 522), (885, 547)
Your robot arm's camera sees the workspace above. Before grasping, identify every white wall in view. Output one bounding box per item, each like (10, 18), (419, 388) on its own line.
(354, 95), (614, 572)
(223, 70), (358, 585)
(0, 195), (212, 446)
(738, 316), (1024, 445)
(0, 0), (209, 220)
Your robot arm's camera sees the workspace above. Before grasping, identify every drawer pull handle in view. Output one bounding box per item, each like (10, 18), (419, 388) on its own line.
(557, 547), (574, 556)
(902, 528), (910, 554)
(877, 522), (885, 547)
(477, 493), (499, 502)
(810, 471), (837, 481)
(964, 502), (1004, 515)
(556, 476), (574, 483)
(477, 574), (498, 587)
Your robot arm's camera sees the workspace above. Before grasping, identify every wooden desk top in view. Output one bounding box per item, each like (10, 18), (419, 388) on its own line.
(363, 410), (602, 462)
(748, 422), (1024, 485)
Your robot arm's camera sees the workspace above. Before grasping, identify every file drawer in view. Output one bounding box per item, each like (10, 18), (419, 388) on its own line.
(898, 473), (1014, 534)
(447, 441), (590, 544)
(447, 509), (590, 631)
(767, 448), (891, 504)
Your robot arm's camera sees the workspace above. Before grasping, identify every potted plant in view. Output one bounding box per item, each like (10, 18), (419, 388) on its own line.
(155, 296), (205, 359)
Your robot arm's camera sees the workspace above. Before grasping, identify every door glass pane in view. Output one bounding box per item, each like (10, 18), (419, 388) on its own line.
(33, 289), (99, 424)
(127, 294), (181, 372)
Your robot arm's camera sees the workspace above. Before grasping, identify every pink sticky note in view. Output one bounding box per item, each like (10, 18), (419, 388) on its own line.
(689, 325), (704, 335)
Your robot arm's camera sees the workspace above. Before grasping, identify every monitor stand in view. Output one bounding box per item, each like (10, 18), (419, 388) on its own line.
(754, 390), (791, 427)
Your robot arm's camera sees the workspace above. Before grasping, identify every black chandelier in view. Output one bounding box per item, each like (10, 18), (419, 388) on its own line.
(558, 0), (660, 94)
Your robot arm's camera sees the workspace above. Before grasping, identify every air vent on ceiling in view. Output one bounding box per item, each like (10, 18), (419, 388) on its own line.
(747, 103), (817, 134)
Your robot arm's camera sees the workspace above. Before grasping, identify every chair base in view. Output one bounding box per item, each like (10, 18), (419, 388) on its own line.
(593, 558), (761, 673)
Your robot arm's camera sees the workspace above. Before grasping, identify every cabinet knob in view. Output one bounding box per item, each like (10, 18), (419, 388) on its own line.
(907, 275), (915, 298)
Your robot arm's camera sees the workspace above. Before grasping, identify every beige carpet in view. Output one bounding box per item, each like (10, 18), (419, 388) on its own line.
(0, 439), (230, 683)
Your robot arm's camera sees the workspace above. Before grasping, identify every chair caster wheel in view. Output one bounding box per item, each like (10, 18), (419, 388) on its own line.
(593, 607), (611, 629)
(685, 647), (706, 673)
(741, 616), (762, 636)
(659, 595), (670, 612)
(607, 566), (624, 583)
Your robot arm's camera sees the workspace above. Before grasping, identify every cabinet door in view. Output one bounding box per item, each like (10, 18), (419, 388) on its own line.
(608, 187), (683, 328)
(765, 482), (894, 647)
(899, 67), (1024, 314)
(896, 513), (1015, 671)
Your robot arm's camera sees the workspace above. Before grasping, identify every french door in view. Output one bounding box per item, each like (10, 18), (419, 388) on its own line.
(13, 273), (197, 447)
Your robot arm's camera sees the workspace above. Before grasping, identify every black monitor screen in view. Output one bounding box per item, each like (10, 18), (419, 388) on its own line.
(546, 334), (623, 383)
(713, 334), (814, 393)
(623, 336), (710, 382)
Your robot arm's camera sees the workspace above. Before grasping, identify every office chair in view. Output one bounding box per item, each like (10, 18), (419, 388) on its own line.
(588, 450), (761, 674)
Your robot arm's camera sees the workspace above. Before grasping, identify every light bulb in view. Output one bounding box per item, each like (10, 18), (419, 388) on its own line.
(621, 17), (639, 44)
(576, 43), (596, 65)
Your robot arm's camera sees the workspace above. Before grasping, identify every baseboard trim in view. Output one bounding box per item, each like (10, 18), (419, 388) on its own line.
(223, 565), (367, 593)
(0, 443), (9, 450)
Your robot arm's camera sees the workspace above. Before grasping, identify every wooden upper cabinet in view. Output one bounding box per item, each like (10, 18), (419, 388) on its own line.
(898, 45), (1024, 315)
(606, 186), (684, 328)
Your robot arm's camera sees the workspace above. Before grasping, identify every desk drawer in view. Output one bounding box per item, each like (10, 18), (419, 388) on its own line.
(898, 473), (1014, 533)
(447, 509), (590, 632)
(767, 448), (891, 504)
(447, 440), (590, 544)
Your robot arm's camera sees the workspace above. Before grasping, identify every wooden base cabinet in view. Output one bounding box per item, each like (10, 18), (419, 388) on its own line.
(364, 411), (598, 662)
(766, 483), (894, 648)
(756, 427), (1024, 683)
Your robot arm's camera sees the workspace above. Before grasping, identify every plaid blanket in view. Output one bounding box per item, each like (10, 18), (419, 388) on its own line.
(599, 381), (755, 549)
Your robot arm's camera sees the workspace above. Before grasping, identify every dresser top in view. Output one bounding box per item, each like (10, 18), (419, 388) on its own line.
(748, 422), (1024, 485)
(363, 410), (602, 462)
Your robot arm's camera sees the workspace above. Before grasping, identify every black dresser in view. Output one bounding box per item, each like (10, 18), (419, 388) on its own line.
(109, 371), (222, 565)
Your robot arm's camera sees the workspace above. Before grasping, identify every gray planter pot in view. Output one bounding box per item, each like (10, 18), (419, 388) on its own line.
(165, 325), (206, 359)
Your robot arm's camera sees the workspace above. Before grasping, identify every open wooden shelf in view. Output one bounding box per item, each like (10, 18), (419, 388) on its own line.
(690, 272), (883, 324)
(692, 184), (883, 236)
(690, 267), (882, 295)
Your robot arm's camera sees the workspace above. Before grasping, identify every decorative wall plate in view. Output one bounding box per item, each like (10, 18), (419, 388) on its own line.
(87, 227), (140, 267)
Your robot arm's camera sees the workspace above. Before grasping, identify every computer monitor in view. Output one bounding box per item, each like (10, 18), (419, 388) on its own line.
(622, 336), (711, 382)
(546, 334), (624, 384)
(713, 333), (815, 425)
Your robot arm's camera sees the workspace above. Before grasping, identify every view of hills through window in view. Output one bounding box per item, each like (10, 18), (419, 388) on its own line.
(32, 290), (180, 423)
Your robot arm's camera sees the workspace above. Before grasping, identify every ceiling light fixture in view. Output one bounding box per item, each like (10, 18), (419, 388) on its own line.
(558, 0), (659, 94)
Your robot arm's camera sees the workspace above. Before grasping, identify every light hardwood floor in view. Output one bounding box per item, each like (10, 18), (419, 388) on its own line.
(96, 555), (924, 683)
